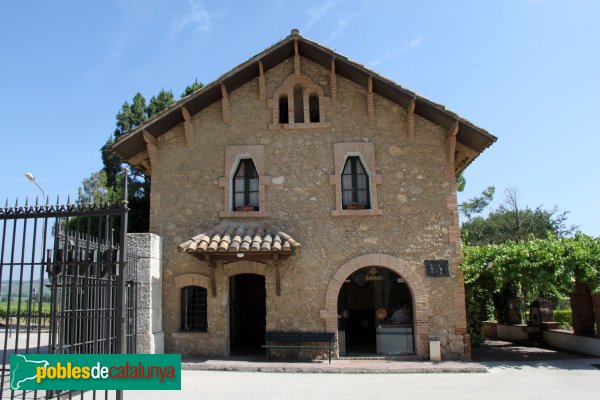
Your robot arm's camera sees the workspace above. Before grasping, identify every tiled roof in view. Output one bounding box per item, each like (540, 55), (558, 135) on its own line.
(177, 222), (301, 254)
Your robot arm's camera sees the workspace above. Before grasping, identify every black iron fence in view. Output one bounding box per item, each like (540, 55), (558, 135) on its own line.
(0, 180), (136, 400)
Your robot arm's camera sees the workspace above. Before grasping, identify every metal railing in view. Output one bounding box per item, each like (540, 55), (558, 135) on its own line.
(0, 176), (136, 400)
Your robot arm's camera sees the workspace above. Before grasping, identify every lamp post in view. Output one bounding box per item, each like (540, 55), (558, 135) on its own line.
(24, 172), (46, 201)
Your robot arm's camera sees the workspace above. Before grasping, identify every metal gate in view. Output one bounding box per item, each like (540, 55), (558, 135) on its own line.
(0, 178), (136, 399)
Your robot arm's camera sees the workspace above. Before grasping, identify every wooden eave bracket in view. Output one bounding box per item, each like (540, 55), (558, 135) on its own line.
(367, 76), (374, 119)
(142, 130), (158, 175)
(330, 58), (337, 100)
(221, 83), (230, 124)
(406, 98), (416, 140)
(447, 121), (459, 165)
(128, 149), (150, 174)
(258, 60), (266, 104)
(294, 40), (301, 76)
(181, 106), (194, 147)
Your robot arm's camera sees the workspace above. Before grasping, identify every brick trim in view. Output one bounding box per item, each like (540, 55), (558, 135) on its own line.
(322, 253), (431, 358)
(173, 273), (210, 289)
(222, 261), (268, 277)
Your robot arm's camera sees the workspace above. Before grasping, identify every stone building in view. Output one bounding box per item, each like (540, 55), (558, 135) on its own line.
(112, 30), (496, 360)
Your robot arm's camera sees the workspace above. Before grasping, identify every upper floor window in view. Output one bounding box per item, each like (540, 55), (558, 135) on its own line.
(341, 156), (370, 209)
(233, 159), (259, 211)
(181, 286), (207, 332)
(278, 96), (289, 124)
(293, 84), (304, 123)
(268, 74), (330, 129)
(309, 95), (320, 122)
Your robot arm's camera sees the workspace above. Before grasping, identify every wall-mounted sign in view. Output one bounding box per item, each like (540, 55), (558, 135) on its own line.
(424, 260), (449, 277)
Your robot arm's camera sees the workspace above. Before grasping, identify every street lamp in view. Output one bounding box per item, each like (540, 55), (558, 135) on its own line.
(25, 172), (46, 200)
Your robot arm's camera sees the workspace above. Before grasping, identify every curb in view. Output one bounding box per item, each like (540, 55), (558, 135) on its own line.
(181, 362), (488, 374)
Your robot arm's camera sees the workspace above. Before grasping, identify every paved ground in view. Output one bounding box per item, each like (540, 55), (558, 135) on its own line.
(472, 339), (595, 362)
(126, 358), (600, 400)
(123, 340), (600, 399)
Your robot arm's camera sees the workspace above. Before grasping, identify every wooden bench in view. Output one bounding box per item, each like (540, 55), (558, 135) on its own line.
(262, 331), (336, 363)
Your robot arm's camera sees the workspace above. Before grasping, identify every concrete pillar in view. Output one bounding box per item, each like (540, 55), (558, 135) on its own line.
(128, 233), (164, 353)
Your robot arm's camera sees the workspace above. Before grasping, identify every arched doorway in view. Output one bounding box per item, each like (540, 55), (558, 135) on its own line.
(229, 273), (266, 355)
(337, 266), (414, 355)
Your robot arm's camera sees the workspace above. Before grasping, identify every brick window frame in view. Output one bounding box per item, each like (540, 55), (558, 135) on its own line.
(172, 273), (211, 337)
(267, 74), (330, 130)
(219, 145), (271, 218)
(180, 285), (208, 332)
(329, 142), (382, 216)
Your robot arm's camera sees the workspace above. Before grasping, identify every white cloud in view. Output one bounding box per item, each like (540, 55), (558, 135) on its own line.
(305, 0), (337, 31)
(368, 36), (424, 67)
(172, 0), (212, 36)
(325, 14), (357, 44)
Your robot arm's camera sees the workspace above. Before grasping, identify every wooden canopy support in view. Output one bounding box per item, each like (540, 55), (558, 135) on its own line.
(181, 106), (194, 146)
(258, 60), (266, 103)
(142, 130), (158, 175)
(220, 83), (230, 124)
(209, 259), (217, 297)
(406, 98), (416, 140)
(193, 251), (294, 297)
(367, 76), (374, 119)
(294, 40), (301, 76)
(330, 58), (337, 100)
(273, 254), (281, 296)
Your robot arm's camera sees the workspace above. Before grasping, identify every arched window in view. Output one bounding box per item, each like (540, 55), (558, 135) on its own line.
(181, 286), (207, 332)
(293, 84), (304, 123)
(233, 159), (259, 211)
(309, 95), (320, 122)
(278, 95), (289, 124)
(341, 156), (370, 209)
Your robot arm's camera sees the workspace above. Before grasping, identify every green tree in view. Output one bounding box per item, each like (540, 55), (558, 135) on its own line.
(146, 89), (175, 119)
(461, 187), (575, 246)
(461, 232), (600, 345)
(181, 79), (204, 97)
(459, 186), (495, 220)
(75, 170), (114, 204)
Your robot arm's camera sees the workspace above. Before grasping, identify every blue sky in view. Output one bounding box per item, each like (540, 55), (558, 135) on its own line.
(1, 0), (598, 236)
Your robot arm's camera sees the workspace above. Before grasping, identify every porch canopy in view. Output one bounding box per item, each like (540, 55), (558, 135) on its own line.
(177, 221), (301, 296)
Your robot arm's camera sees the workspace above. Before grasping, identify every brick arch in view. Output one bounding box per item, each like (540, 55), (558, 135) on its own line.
(174, 273), (210, 289)
(323, 253), (432, 357)
(222, 261), (268, 277)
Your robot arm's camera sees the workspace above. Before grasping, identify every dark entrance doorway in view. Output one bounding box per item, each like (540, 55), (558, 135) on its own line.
(230, 274), (266, 355)
(338, 267), (414, 356)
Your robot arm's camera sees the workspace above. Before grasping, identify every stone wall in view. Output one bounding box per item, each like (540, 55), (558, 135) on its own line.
(128, 233), (164, 354)
(153, 56), (468, 359)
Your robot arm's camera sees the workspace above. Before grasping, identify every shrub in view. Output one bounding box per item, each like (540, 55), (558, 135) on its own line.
(553, 309), (573, 330)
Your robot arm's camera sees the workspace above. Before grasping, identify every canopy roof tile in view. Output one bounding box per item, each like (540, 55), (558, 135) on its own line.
(177, 221), (301, 256)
